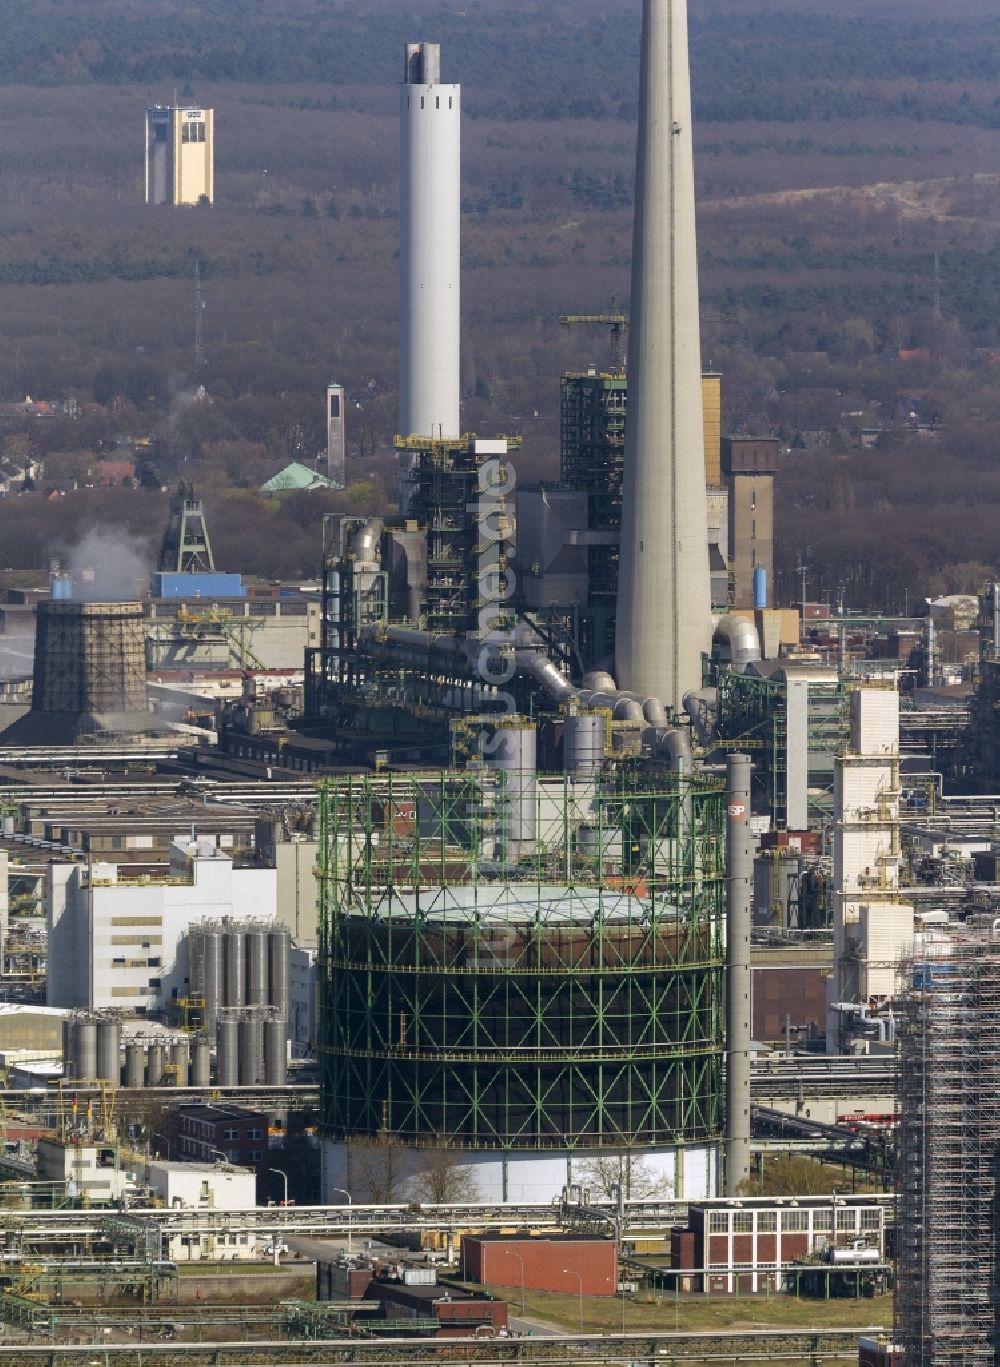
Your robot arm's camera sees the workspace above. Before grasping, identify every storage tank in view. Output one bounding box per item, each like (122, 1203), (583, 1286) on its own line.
(238, 1014), (263, 1086)
(268, 926), (291, 1019)
(319, 769), (727, 1200)
(190, 1036), (211, 1088)
(146, 1042), (166, 1086)
(96, 1017), (121, 1083)
(199, 926), (224, 1033)
(224, 927), (245, 1007)
(263, 1015), (287, 1086)
(564, 712), (605, 779)
(74, 1017), (98, 1081)
(247, 928), (268, 1007)
(170, 1040), (190, 1087)
(216, 1015), (239, 1087)
(124, 1042), (145, 1089)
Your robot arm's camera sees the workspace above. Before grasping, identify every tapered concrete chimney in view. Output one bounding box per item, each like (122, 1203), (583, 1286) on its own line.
(615, 0), (712, 710)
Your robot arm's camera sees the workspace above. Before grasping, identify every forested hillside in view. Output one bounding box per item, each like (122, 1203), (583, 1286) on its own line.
(0, 0), (999, 605)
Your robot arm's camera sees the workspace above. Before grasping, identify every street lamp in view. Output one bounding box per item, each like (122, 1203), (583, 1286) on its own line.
(562, 1268), (584, 1332)
(209, 1148), (230, 1165)
(610, 1274), (625, 1334)
(151, 1132), (171, 1159)
(507, 1250), (525, 1315)
(271, 1166), (289, 1207)
(329, 1185), (353, 1255)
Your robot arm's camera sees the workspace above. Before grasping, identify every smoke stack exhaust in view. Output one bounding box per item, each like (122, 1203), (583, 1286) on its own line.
(615, 0), (712, 710)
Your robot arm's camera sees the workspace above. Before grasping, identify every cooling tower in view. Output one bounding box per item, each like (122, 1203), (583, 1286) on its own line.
(1, 600), (159, 744)
(615, 0), (712, 710)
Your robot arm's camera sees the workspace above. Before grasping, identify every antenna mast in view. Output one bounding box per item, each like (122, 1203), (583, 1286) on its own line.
(194, 260), (206, 369)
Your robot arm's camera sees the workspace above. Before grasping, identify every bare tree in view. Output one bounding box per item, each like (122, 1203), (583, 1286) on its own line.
(345, 1131), (410, 1203)
(576, 1150), (673, 1201)
(409, 1138), (481, 1204)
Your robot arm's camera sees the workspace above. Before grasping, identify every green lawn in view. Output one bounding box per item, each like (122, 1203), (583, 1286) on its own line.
(512, 1288), (892, 1336)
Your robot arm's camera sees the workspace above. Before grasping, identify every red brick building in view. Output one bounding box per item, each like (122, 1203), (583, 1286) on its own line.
(668, 1195), (888, 1294)
(368, 1276), (507, 1338)
(174, 1104), (268, 1172)
(460, 1233), (618, 1297)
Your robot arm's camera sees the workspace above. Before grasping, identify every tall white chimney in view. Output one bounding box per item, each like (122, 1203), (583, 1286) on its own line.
(615, 0), (712, 710)
(400, 42), (461, 443)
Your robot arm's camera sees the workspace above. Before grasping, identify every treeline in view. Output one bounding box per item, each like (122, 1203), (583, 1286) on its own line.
(4, 1), (1000, 129)
(775, 434), (1000, 610)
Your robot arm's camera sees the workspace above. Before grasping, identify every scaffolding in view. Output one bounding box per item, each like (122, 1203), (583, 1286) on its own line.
(396, 434), (519, 637)
(318, 768), (725, 1152)
(896, 935), (1000, 1367)
(559, 371), (626, 669)
(715, 668), (847, 827)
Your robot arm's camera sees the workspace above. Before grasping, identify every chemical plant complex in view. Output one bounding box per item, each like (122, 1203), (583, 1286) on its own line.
(0, 3), (998, 1366)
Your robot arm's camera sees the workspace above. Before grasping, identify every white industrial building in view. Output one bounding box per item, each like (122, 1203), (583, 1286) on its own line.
(47, 837), (276, 1014)
(36, 1135), (137, 1205)
(828, 681), (913, 1051)
(145, 1160), (258, 1260)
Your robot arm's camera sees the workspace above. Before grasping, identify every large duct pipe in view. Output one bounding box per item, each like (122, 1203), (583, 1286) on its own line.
(712, 615), (761, 670)
(363, 624), (695, 769)
(684, 687), (718, 747)
(725, 752), (753, 1195)
(615, 0), (712, 709)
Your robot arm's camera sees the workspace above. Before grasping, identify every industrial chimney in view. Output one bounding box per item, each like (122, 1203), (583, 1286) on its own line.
(615, 0), (712, 711)
(400, 42), (461, 445)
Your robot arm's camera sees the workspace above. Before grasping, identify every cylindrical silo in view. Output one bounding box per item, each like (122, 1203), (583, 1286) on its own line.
(146, 1042), (166, 1086)
(268, 926), (291, 1020)
(203, 927), (223, 1031)
(170, 1040), (190, 1087)
(216, 1015), (239, 1087)
(564, 712), (605, 779)
(238, 1015), (263, 1086)
(264, 1015), (287, 1086)
(96, 1017), (121, 1083)
(224, 927), (245, 1007)
(62, 1018), (76, 1078)
(247, 927), (268, 1007)
(74, 1017), (98, 1081)
(124, 1042), (145, 1089)
(190, 1036), (211, 1088)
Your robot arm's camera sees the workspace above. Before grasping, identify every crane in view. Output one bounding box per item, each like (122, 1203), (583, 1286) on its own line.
(559, 296), (628, 373)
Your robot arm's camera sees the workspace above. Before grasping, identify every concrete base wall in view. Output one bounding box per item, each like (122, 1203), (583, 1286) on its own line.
(322, 1139), (719, 1205)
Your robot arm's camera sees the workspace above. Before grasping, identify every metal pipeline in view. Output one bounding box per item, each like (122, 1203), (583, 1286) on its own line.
(360, 626), (695, 769)
(712, 615), (761, 669)
(684, 687), (719, 747)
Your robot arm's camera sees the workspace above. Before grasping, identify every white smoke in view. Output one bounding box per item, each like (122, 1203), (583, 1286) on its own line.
(61, 527), (153, 602)
(0, 625), (35, 679)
